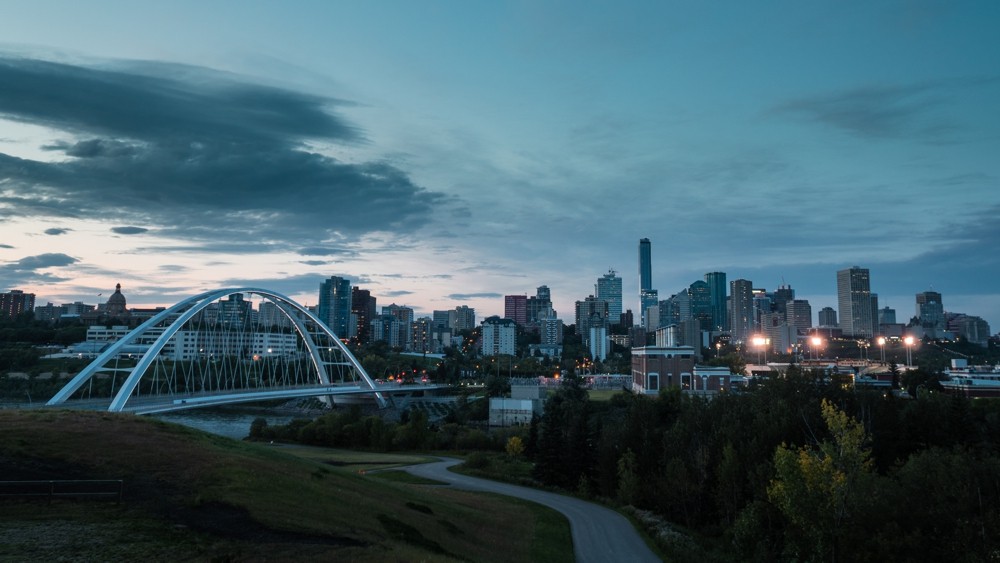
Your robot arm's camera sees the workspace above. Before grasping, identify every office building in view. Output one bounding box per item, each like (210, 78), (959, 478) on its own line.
(916, 291), (945, 331)
(878, 306), (896, 326)
(351, 288), (377, 343)
(596, 270), (623, 326)
(786, 299), (813, 334)
(837, 266), (876, 338)
(639, 238), (658, 328)
(450, 305), (476, 331)
(729, 279), (753, 344)
(818, 306), (838, 327)
(575, 295), (609, 346)
(704, 272), (727, 331)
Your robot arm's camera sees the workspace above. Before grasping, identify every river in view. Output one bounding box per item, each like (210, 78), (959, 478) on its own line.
(152, 409), (303, 440)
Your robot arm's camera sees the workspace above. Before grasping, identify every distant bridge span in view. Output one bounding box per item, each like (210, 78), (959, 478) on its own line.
(46, 288), (421, 413)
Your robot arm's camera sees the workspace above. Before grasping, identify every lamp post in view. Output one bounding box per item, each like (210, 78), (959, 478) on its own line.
(904, 335), (914, 367)
(752, 335), (768, 365)
(877, 336), (886, 364)
(810, 336), (823, 361)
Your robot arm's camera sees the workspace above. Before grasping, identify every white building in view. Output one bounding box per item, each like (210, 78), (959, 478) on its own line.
(481, 316), (516, 356)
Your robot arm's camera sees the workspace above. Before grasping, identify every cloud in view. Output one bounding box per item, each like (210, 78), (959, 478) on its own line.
(299, 260), (331, 266)
(0, 243), (12, 248)
(381, 290), (415, 297)
(0, 252), (78, 286)
(44, 227), (70, 235)
(297, 246), (356, 257)
(0, 56), (453, 253)
(446, 292), (503, 300)
(772, 82), (956, 140)
(111, 226), (149, 235)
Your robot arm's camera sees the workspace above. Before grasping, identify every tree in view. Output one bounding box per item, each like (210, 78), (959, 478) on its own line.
(505, 435), (525, 458)
(768, 400), (876, 562)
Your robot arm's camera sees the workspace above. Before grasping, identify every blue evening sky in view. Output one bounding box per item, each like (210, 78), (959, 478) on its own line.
(1, 1), (998, 330)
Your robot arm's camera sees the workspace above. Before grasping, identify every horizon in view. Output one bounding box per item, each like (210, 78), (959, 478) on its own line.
(2, 2), (998, 331)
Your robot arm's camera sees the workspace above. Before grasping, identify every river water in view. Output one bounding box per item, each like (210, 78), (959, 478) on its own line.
(152, 410), (303, 440)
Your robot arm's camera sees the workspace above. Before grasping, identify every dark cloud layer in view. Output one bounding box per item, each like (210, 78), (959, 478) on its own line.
(111, 226), (149, 235)
(44, 227), (70, 235)
(773, 82), (957, 140)
(0, 56), (449, 250)
(0, 252), (77, 286)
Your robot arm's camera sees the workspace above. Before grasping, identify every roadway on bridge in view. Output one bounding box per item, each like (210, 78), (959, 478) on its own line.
(401, 458), (661, 563)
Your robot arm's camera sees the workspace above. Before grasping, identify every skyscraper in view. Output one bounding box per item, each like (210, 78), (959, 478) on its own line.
(729, 279), (753, 344)
(504, 295), (528, 325)
(639, 238), (657, 329)
(818, 307), (838, 327)
(596, 270), (623, 326)
(318, 276), (352, 337)
(785, 299), (813, 334)
(639, 238), (652, 291)
(351, 287), (377, 343)
(704, 272), (727, 332)
(837, 266), (875, 338)
(916, 291), (945, 330)
(575, 295), (608, 346)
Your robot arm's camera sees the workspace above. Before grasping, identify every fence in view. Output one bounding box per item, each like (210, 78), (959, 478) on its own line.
(0, 480), (123, 503)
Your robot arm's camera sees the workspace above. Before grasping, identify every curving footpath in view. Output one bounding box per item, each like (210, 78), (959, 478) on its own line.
(401, 458), (661, 563)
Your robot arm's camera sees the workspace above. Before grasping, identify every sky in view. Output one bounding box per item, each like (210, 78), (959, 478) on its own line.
(1, 1), (998, 331)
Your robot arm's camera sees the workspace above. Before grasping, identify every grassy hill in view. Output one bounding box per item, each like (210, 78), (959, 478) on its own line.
(0, 410), (571, 562)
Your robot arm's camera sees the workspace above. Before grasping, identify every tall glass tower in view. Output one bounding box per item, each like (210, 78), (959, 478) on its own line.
(704, 272), (727, 332)
(597, 270), (623, 325)
(638, 238), (657, 328)
(318, 276), (352, 337)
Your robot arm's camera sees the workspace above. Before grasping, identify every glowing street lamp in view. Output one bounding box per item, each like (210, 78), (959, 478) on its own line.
(877, 337), (886, 364)
(904, 335), (915, 367)
(751, 335), (769, 364)
(810, 336), (823, 361)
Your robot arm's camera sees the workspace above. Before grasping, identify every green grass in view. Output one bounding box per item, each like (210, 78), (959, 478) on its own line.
(0, 410), (572, 562)
(369, 470), (447, 485)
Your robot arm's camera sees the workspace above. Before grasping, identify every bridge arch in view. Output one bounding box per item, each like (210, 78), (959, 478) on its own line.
(47, 288), (387, 412)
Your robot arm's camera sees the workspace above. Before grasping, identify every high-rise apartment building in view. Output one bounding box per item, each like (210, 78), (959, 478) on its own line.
(527, 285), (554, 323)
(351, 288), (377, 343)
(704, 272), (727, 331)
(383, 304), (414, 349)
(504, 295), (528, 325)
(1, 290), (36, 318)
(481, 316), (517, 356)
(596, 270), (623, 326)
(729, 279), (753, 344)
(837, 266), (876, 338)
(318, 276), (352, 337)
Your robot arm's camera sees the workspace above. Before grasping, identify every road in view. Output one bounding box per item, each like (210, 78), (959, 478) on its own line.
(401, 458), (661, 563)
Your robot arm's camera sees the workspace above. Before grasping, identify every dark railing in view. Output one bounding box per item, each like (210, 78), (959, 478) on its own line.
(0, 480), (123, 503)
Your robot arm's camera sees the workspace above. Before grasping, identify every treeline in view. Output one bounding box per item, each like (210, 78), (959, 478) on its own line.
(529, 368), (1000, 561)
(250, 405), (522, 453)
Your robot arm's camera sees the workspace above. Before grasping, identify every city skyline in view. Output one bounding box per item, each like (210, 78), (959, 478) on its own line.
(1, 2), (998, 330)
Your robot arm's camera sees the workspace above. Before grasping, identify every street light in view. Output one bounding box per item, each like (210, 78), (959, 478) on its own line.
(877, 337), (886, 364)
(752, 335), (769, 365)
(810, 336), (823, 361)
(904, 335), (914, 367)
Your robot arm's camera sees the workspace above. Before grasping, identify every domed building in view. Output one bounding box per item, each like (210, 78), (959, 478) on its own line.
(104, 283), (129, 319)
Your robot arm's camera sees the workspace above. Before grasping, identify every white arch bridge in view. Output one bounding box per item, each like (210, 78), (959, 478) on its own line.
(46, 288), (444, 415)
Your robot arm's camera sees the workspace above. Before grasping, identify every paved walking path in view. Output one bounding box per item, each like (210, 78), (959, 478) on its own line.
(401, 458), (661, 563)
